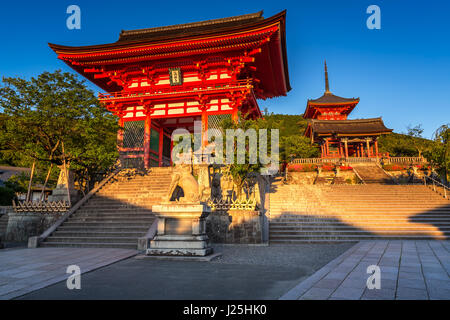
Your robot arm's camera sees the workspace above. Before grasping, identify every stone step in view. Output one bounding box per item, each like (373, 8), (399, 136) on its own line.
(62, 221), (151, 227)
(269, 210), (450, 215)
(95, 192), (168, 197)
(270, 224), (450, 230)
(270, 239), (360, 243)
(99, 186), (171, 190)
(269, 203), (450, 209)
(44, 236), (138, 244)
(75, 209), (154, 214)
(269, 234), (449, 241)
(270, 216), (450, 221)
(270, 195), (443, 198)
(84, 202), (161, 207)
(52, 231), (145, 237)
(72, 214), (154, 219)
(270, 229), (450, 235)
(40, 242), (137, 249)
(57, 226), (149, 232)
(67, 218), (155, 224)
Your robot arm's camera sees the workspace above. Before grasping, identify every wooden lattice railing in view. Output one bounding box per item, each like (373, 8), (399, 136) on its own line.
(208, 198), (257, 211)
(12, 200), (70, 213)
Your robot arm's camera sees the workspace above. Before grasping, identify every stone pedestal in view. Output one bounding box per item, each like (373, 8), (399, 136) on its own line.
(146, 202), (213, 256)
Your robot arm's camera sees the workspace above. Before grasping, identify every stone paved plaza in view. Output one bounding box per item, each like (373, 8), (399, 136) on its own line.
(0, 247), (137, 300)
(281, 240), (450, 300)
(0, 241), (449, 300)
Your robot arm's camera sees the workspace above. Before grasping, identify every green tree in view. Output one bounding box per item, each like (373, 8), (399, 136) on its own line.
(0, 70), (119, 194)
(220, 115), (277, 199)
(406, 124), (430, 158)
(280, 135), (319, 161)
(425, 124), (450, 183)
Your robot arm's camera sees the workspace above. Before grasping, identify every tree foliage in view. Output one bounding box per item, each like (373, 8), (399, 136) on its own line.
(425, 124), (450, 183)
(0, 70), (119, 193)
(261, 112), (317, 161)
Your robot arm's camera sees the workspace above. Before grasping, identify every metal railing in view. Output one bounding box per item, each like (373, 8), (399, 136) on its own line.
(423, 175), (449, 199)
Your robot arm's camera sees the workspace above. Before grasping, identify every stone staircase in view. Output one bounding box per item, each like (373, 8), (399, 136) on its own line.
(40, 168), (173, 249)
(352, 164), (393, 184)
(269, 182), (450, 243)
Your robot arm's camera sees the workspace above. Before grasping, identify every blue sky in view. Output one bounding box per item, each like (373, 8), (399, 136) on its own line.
(0, 0), (449, 139)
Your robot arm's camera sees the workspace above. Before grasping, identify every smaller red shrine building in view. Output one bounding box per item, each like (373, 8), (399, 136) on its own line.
(303, 62), (392, 159)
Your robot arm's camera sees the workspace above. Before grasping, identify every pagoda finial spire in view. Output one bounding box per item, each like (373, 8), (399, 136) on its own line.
(324, 60), (330, 94)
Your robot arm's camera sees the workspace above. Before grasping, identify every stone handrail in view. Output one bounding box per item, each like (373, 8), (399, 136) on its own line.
(351, 168), (366, 185)
(28, 169), (120, 248)
(137, 219), (158, 251)
(423, 175), (449, 199)
(386, 157), (426, 164)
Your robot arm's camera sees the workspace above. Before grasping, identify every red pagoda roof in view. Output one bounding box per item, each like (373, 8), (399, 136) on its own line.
(303, 61), (359, 119)
(308, 92), (359, 105)
(48, 11), (290, 98)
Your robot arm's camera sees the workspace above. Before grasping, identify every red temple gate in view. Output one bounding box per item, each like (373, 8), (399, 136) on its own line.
(49, 11), (290, 168)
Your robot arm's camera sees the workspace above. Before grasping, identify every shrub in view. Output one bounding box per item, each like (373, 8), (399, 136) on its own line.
(382, 164), (408, 171)
(339, 166), (353, 171)
(0, 186), (15, 206)
(287, 164), (318, 172)
(322, 164), (334, 171)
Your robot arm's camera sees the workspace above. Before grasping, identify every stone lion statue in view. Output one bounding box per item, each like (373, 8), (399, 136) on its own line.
(165, 164), (203, 203)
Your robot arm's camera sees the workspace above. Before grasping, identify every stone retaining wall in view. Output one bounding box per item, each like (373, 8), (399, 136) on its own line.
(286, 172), (317, 184)
(287, 171), (359, 184)
(5, 211), (64, 242)
(206, 210), (262, 244)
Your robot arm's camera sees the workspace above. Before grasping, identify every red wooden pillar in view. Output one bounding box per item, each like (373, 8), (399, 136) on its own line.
(375, 139), (379, 158)
(320, 144), (324, 158)
(325, 139), (329, 158)
(344, 139), (349, 159)
(170, 138), (174, 166)
(144, 114), (151, 169)
(201, 108), (208, 148)
(158, 126), (164, 167)
(366, 139), (371, 157)
(231, 108), (238, 123)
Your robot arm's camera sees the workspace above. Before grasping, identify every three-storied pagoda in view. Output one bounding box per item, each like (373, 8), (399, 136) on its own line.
(49, 11), (290, 168)
(303, 62), (392, 159)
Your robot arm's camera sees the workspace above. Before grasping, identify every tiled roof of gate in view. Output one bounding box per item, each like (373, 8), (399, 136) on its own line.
(118, 11), (264, 42)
